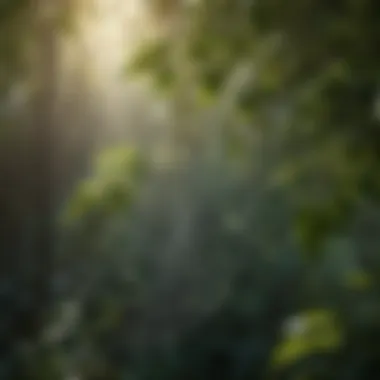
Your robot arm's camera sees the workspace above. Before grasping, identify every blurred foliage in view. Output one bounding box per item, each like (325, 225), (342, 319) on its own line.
(64, 146), (147, 223)
(271, 309), (343, 370)
(132, 0), (380, 253)
(2, 0), (380, 379)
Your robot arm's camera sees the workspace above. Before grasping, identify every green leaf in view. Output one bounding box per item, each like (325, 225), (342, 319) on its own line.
(63, 146), (146, 224)
(127, 38), (170, 75)
(271, 309), (343, 370)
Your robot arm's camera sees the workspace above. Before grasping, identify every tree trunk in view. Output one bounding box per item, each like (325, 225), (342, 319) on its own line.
(26, 0), (60, 340)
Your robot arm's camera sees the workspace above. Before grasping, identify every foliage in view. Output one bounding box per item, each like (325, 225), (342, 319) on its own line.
(2, 0), (380, 379)
(271, 309), (343, 370)
(131, 0), (380, 252)
(64, 146), (147, 224)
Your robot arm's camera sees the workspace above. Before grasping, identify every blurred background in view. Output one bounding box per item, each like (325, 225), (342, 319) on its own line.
(1, 0), (380, 378)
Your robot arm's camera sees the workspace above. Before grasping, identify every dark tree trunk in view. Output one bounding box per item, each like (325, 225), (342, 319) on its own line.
(25, 0), (59, 341)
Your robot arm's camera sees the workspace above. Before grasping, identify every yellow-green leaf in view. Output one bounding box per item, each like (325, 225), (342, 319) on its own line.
(271, 309), (343, 370)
